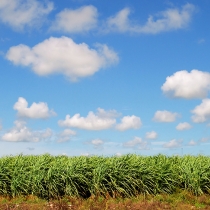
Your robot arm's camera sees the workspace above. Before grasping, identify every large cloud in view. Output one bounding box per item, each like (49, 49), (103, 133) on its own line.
(153, 110), (179, 122)
(106, 4), (195, 34)
(58, 108), (117, 130)
(1, 121), (52, 142)
(161, 70), (210, 99)
(0, 0), (53, 30)
(58, 108), (142, 131)
(13, 97), (56, 119)
(50, 5), (98, 33)
(191, 99), (210, 123)
(115, 115), (142, 131)
(6, 36), (119, 81)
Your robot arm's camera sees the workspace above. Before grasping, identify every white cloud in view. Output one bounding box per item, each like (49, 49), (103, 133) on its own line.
(51, 5), (98, 33)
(161, 70), (210, 99)
(115, 115), (142, 131)
(115, 152), (122, 157)
(145, 131), (158, 139)
(163, 139), (182, 148)
(188, 140), (197, 146)
(58, 108), (117, 130)
(199, 137), (209, 143)
(106, 4), (195, 34)
(90, 138), (104, 146)
(89, 139), (104, 149)
(6, 36), (119, 81)
(57, 129), (76, 143)
(123, 136), (148, 149)
(153, 110), (179, 122)
(0, 0), (53, 31)
(176, 122), (192, 130)
(1, 120), (52, 142)
(191, 99), (210, 123)
(13, 97), (56, 119)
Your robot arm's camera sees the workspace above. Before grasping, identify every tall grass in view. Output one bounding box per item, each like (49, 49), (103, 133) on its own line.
(0, 154), (210, 199)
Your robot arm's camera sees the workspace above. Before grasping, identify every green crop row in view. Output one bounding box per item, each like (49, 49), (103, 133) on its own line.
(0, 154), (210, 199)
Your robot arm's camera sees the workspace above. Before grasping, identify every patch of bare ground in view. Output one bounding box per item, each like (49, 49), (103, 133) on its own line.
(0, 193), (210, 210)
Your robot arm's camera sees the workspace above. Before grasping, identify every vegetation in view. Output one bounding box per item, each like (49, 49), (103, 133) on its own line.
(0, 154), (210, 201)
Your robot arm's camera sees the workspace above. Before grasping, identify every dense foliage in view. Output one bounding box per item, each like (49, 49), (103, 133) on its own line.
(0, 154), (210, 199)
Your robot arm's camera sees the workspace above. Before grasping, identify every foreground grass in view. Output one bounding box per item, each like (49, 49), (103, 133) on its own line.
(0, 191), (210, 210)
(1, 154), (210, 199)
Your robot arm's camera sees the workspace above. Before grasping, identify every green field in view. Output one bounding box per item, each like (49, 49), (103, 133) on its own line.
(0, 154), (210, 200)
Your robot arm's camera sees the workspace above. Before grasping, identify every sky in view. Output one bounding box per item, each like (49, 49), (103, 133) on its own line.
(0, 0), (210, 157)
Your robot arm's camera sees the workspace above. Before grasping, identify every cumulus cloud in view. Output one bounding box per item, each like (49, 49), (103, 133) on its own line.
(89, 139), (104, 148)
(106, 4), (195, 34)
(90, 138), (104, 145)
(145, 131), (158, 139)
(123, 136), (148, 149)
(161, 70), (210, 99)
(176, 122), (192, 130)
(153, 110), (179, 122)
(1, 120), (52, 142)
(163, 139), (182, 148)
(13, 97), (56, 119)
(191, 99), (210, 123)
(58, 108), (117, 130)
(6, 36), (119, 81)
(57, 129), (76, 143)
(0, 0), (53, 31)
(51, 5), (98, 33)
(188, 140), (197, 146)
(115, 115), (142, 131)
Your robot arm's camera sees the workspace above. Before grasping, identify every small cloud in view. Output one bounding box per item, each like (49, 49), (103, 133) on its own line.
(81, 152), (90, 156)
(188, 140), (197, 146)
(105, 4), (195, 34)
(0, 0), (54, 31)
(115, 115), (142, 131)
(191, 99), (210, 123)
(89, 138), (104, 149)
(161, 70), (210, 99)
(176, 122), (192, 130)
(115, 152), (122, 157)
(57, 129), (76, 143)
(123, 136), (148, 150)
(163, 139), (182, 148)
(1, 120), (52, 142)
(58, 108), (117, 130)
(50, 5), (98, 33)
(199, 137), (209, 143)
(153, 110), (179, 122)
(145, 131), (158, 139)
(14, 97), (56, 119)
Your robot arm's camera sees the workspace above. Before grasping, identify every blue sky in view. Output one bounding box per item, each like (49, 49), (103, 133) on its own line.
(1, 0), (210, 156)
